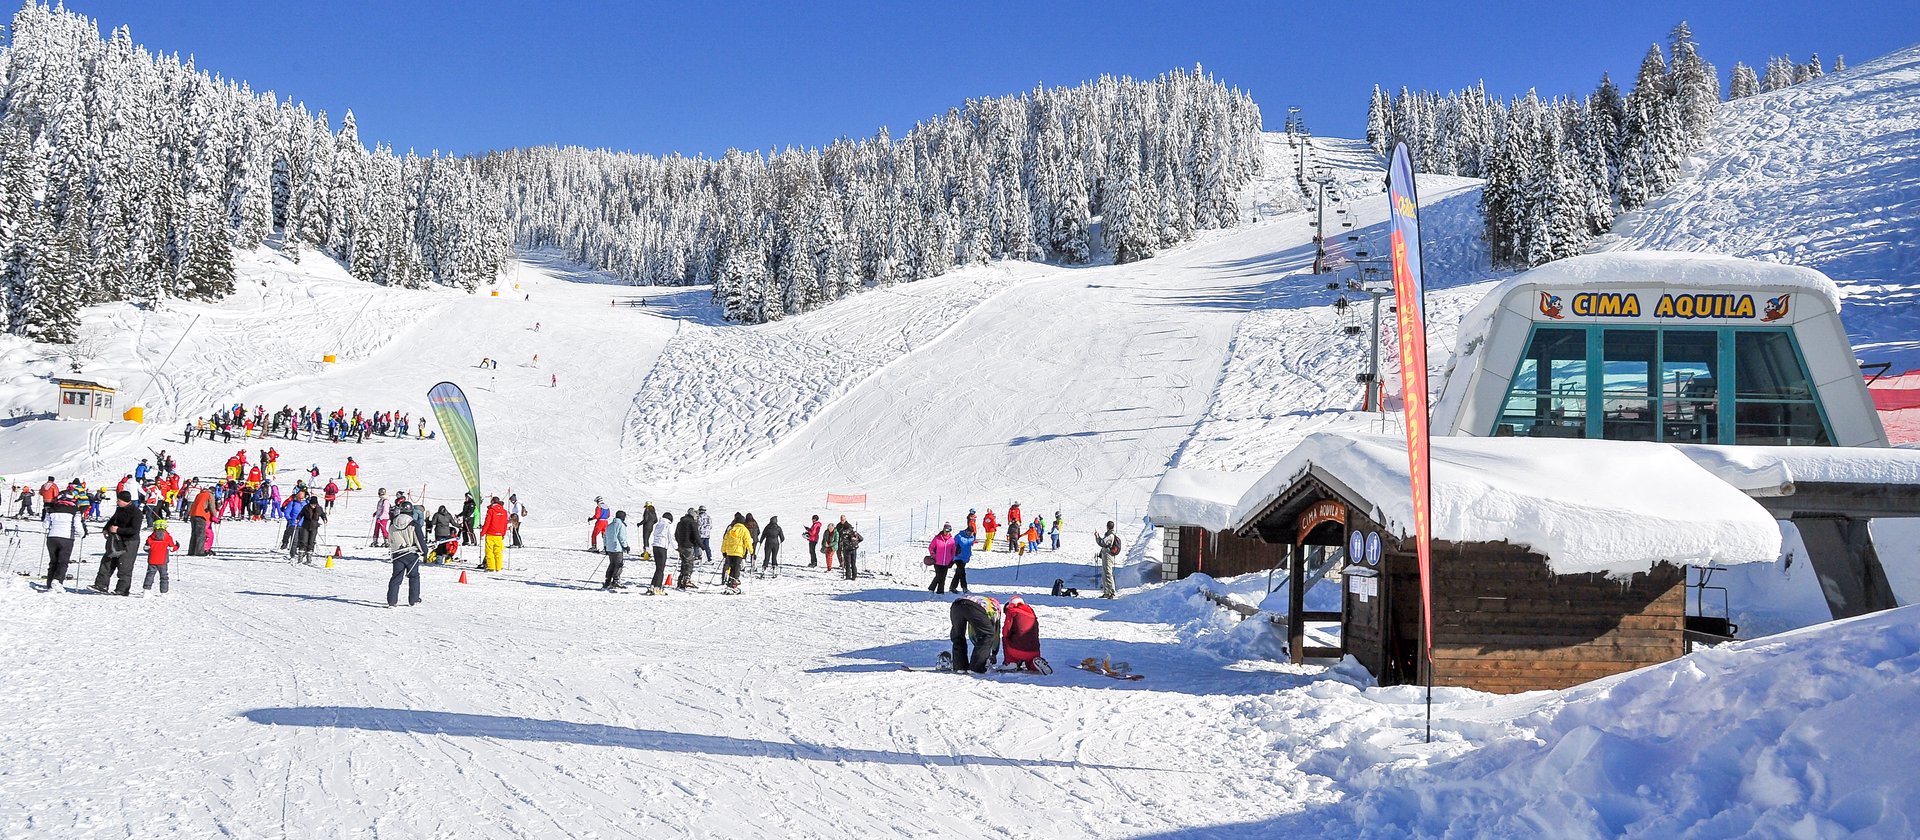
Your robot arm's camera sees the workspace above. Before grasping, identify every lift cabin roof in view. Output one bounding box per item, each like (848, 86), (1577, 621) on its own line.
(1431, 252), (1883, 447)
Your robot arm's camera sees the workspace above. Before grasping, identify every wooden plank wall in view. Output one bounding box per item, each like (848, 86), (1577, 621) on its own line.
(1425, 543), (1685, 693)
(1179, 526), (1287, 579)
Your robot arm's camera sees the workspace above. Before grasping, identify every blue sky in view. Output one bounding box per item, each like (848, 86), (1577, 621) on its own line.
(55, 1), (1920, 157)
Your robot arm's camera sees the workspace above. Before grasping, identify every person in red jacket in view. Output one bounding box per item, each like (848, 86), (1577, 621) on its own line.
(143, 520), (180, 595)
(1006, 503), (1023, 551)
(323, 480), (340, 510)
(481, 496), (510, 571)
(343, 457), (362, 491)
(982, 509), (999, 553)
(1001, 597), (1049, 673)
(187, 484), (215, 556)
(805, 515), (823, 566)
(588, 498), (610, 550)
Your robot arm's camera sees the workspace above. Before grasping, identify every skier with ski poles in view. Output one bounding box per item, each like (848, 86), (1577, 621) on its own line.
(41, 490), (85, 592)
(386, 499), (429, 608)
(674, 507), (700, 591)
(648, 511), (674, 594)
(720, 513), (752, 591)
(600, 510), (629, 590)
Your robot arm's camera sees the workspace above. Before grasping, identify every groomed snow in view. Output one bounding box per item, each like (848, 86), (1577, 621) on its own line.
(1232, 432), (1784, 576)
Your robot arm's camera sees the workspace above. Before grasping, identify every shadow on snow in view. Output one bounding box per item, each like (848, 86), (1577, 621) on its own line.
(240, 706), (1161, 771)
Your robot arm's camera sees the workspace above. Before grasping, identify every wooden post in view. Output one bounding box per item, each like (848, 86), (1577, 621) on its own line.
(1289, 544), (1307, 664)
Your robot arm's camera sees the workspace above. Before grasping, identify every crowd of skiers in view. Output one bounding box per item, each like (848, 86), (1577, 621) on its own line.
(923, 503), (1120, 598)
(182, 403), (425, 445)
(582, 500), (868, 595)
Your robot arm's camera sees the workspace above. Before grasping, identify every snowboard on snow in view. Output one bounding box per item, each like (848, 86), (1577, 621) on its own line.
(1075, 657), (1144, 680)
(902, 652), (1053, 675)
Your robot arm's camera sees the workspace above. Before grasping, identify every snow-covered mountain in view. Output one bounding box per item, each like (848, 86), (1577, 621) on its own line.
(1599, 44), (1920, 369)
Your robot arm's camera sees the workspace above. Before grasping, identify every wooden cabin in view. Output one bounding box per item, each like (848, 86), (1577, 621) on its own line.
(1235, 470), (1686, 692)
(1216, 432), (1786, 694)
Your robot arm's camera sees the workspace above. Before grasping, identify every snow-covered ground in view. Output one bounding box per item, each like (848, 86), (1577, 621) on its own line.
(3, 78), (1920, 836)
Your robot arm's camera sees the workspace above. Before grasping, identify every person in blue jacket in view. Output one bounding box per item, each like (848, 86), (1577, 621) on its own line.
(952, 525), (977, 594)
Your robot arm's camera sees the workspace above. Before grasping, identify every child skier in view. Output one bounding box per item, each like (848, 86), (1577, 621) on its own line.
(588, 497), (610, 550)
(143, 520), (180, 595)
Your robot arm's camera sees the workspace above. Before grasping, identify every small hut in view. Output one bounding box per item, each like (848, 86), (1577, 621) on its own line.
(1146, 469), (1276, 581)
(1229, 433), (1784, 693)
(52, 376), (119, 421)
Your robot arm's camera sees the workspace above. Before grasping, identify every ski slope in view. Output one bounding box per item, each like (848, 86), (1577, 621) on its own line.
(3, 87), (1920, 838)
(1599, 44), (1920, 370)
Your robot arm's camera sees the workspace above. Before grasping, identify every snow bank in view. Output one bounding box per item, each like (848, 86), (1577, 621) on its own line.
(1235, 433), (1783, 576)
(1327, 604), (1920, 838)
(1676, 443), (1920, 494)
(1148, 468), (1261, 531)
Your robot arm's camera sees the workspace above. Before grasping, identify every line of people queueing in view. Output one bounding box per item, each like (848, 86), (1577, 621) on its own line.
(586, 500), (867, 593)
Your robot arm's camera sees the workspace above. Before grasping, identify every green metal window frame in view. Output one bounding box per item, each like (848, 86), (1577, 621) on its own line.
(1496, 324), (1835, 445)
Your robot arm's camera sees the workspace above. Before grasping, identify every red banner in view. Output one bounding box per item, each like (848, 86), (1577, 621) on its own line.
(1387, 144), (1434, 666)
(825, 493), (868, 506)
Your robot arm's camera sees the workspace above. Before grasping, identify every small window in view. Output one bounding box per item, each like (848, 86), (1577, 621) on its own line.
(1735, 332), (1815, 399)
(1501, 328), (1589, 438)
(96, 393), (113, 408)
(1661, 331), (1718, 443)
(1601, 330), (1655, 441)
(62, 391), (84, 406)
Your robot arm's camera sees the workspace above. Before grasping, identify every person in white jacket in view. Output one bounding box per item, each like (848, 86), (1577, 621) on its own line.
(42, 491), (86, 592)
(648, 511), (675, 594)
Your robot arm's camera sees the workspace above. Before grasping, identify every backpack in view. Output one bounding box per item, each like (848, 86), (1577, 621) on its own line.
(1106, 535), (1121, 556)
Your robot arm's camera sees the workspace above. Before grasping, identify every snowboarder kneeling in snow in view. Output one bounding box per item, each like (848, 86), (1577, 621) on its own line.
(949, 595), (1002, 673)
(1000, 597), (1050, 673)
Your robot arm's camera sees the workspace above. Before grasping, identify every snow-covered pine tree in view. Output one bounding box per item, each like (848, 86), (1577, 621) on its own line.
(1763, 56), (1797, 92)
(1618, 44), (1683, 211)
(1798, 54), (1824, 83)
(1729, 63), (1760, 99)
(1666, 22), (1720, 144)
(1366, 85), (1389, 156)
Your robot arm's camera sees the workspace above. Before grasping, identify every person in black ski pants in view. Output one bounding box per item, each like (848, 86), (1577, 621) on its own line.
(386, 500), (430, 607)
(674, 507), (701, 590)
(93, 490), (142, 595)
(836, 517), (861, 581)
(42, 492), (85, 591)
(950, 595), (1002, 673)
(760, 516), (785, 570)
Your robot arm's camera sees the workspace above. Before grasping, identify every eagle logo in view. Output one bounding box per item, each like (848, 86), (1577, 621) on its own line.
(1762, 294), (1791, 322)
(1539, 291), (1565, 320)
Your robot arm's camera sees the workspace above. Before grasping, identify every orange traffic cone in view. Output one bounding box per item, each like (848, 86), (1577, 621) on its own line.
(664, 574), (673, 587)
(458, 570), (469, 584)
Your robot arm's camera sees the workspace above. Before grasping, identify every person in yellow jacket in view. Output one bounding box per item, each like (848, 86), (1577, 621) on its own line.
(720, 513), (753, 590)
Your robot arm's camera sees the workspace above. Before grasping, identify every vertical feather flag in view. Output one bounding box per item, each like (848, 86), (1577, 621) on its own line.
(1387, 143), (1434, 737)
(427, 382), (483, 531)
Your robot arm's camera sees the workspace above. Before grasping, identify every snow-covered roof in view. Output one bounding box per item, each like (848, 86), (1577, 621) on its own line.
(1674, 444), (1920, 495)
(1231, 432), (1783, 577)
(1147, 468), (1262, 531)
(51, 375), (119, 390)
